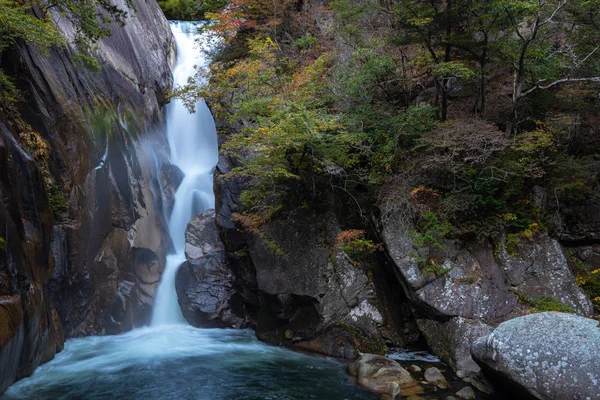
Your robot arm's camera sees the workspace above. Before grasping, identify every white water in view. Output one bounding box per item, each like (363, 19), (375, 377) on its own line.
(151, 21), (218, 326)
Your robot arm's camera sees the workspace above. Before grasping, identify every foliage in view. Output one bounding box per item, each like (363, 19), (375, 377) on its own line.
(0, 237), (5, 251)
(0, 0), (134, 104)
(515, 291), (575, 313)
(409, 210), (453, 274)
(194, 0), (600, 245)
(157, 0), (225, 20)
(335, 230), (381, 261)
(47, 184), (68, 214)
(574, 258), (600, 314)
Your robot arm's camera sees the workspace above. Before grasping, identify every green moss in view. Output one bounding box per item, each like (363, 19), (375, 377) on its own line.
(47, 184), (68, 214)
(531, 296), (575, 313)
(458, 274), (477, 285)
(264, 238), (286, 257)
(504, 233), (520, 256)
(335, 321), (386, 355)
(515, 291), (575, 313)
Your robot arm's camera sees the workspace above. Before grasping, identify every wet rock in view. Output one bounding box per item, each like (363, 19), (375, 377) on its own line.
(469, 373), (494, 395)
(0, 297), (24, 394)
(424, 367), (450, 389)
(348, 354), (420, 397)
(0, 0), (174, 392)
(455, 386), (476, 400)
(417, 317), (493, 374)
(471, 312), (600, 400)
(176, 210), (243, 328)
(407, 365), (422, 374)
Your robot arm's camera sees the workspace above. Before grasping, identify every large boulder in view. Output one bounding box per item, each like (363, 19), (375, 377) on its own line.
(471, 312), (600, 400)
(348, 354), (421, 397)
(213, 154), (414, 357)
(176, 209), (243, 327)
(381, 203), (593, 372)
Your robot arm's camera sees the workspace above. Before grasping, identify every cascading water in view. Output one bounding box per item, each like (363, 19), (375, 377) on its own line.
(151, 21), (218, 326)
(1, 21), (379, 400)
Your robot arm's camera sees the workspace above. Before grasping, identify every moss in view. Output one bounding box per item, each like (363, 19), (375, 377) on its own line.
(0, 237), (5, 250)
(264, 238), (286, 257)
(47, 184), (68, 214)
(504, 233), (520, 256)
(515, 291), (575, 313)
(458, 274), (477, 285)
(335, 321), (387, 355)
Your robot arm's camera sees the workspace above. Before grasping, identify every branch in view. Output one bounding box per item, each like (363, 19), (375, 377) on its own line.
(519, 77), (600, 98)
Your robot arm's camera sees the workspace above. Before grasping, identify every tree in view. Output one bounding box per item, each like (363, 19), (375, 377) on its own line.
(0, 0), (134, 105)
(499, 0), (600, 133)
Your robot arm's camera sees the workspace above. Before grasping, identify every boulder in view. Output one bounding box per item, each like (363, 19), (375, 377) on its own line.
(348, 354), (421, 397)
(176, 210), (243, 328)
(424, 367), (450, 389)
(381, 201), (593, 371)
(471, 312), (600, 400)
(455, 386), (476, 400)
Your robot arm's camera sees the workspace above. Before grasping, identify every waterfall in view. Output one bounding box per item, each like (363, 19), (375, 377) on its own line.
(151, 21), (218, 326)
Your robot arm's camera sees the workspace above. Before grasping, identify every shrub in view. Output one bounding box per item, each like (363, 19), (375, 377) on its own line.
(335, 229), (381, 261)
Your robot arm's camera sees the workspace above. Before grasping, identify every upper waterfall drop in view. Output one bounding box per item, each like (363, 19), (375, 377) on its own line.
(151, 21), (219, 326)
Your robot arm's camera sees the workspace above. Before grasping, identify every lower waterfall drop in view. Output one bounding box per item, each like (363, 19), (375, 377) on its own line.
(151, 21), (218, 326)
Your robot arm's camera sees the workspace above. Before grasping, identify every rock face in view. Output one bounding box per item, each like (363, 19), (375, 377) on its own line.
(213, 154), (415, 357)
(380, 204), (593, 373)
(176, 209), (243, 327)
(348, 354), (420, 397)
(0, 0), (174, 392)
(471, 312), (600, 400)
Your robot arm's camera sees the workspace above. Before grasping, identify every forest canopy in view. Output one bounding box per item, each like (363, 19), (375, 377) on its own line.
(177, 0), (600, 246)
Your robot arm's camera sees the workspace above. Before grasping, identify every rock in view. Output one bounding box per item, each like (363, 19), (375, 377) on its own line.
(417, 317), (493, 374)
(471, 312), (600, 400)
(381, 200), (593, 371)
(469, 373), (494, 395)
(214, 175), (395, 357)
(0, 0), (175, 392)
(424, 367), (450, 389)
(348, 354), (421, 397)
(455, 386), (476, 400)
(407, 365), (422, 373)
(176, 210), (243, 328)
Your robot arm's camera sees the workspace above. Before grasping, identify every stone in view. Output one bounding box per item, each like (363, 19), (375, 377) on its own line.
(407, 365), (422, 373)
(471, 312), (600, 400)
(381, 200), (593, 371)
(424, 367), (450, 389)
(176, 210), (243, 328)
(469, 373), (494, 395)
(417, 318), (493, 374)
(215, 178), (394, 357)
(455, 386), (476, 400)
(348, 354), (421, 397)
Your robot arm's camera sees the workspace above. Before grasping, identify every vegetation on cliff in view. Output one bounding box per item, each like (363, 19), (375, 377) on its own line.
(0, 0), (134, 107)
(182, 1), (599, 275)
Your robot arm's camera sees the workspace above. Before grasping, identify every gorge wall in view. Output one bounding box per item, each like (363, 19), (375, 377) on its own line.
(0, 0), (175, 392)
